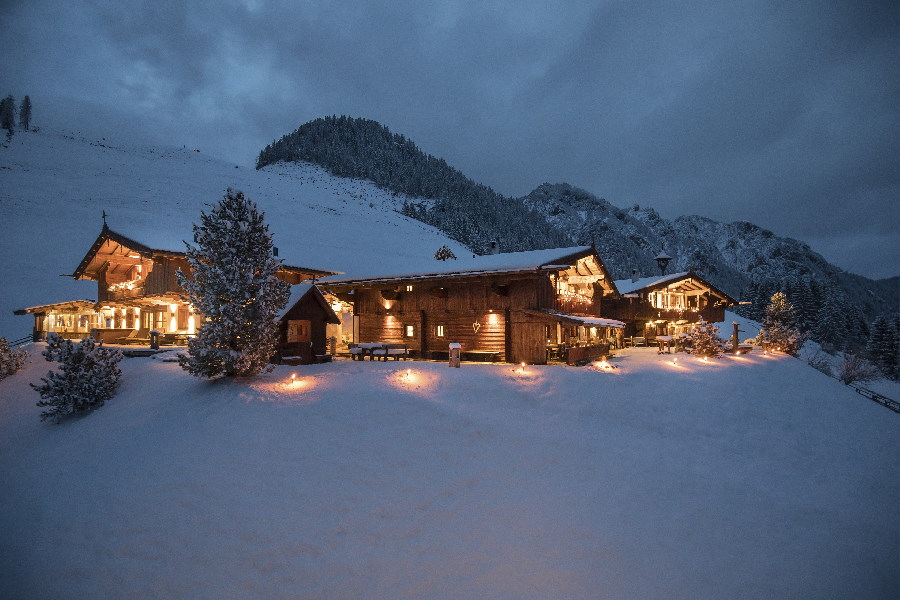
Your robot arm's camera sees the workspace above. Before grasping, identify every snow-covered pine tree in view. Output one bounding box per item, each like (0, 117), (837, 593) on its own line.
(866, 316), (898, 380)
(0, 337), (28, 380)
(19, 95), (31, 131)
(177, 189), (291, 378)
(689, 317), (724, 357)
(32, 333), (122, 422)
(813, 293), (849, 352)
(434, 245), (456, 261)
(760, 291), (804, 355)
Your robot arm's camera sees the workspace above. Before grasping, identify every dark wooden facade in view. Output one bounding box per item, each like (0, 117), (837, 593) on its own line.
(325, 248), (624, 364)
(606, 270), (738, 337)
(276, 285), (341, 364)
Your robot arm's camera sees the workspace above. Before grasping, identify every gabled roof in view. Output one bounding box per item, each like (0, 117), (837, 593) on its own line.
(614, 272), (691, 295)
(323, 246), (611, 287)
(72, 224), (338, 281)
(277, 283), (341, 324)
(14, 299), (97, 315)
(613, 269), (739, 305)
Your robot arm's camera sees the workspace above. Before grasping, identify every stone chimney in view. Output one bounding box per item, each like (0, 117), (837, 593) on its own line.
(489, 240), (500, 255)
(631, 269), (639, 283)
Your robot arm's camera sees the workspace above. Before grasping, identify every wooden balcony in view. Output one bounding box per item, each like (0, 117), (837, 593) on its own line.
(553, 295), (598, 317)
(102, 282), (147, 303)
(601, 298), (725, 323)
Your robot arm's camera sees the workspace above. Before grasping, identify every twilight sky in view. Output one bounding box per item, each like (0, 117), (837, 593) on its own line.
(2, 0), (898, 279)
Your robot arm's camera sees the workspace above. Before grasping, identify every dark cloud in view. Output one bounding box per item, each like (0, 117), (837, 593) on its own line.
(1, 0), (896, 278)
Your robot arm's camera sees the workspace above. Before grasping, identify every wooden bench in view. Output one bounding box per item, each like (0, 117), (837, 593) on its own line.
(566, 344), (612, 366)
(461, 350), (500, 363)
(371, 343), (410, 361)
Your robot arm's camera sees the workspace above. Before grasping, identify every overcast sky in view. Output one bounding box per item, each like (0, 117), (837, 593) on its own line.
(3, 0), (897, 279)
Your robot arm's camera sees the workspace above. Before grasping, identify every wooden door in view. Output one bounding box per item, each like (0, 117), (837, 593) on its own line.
(287, 320), (311, 343)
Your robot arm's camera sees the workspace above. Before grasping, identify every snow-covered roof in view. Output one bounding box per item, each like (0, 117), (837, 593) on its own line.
(14, 299), (97, 314)
(275, 283), (340, 324)
(74, 225), (338, 280)
(277, 283), (315, 320)
(541, 311), (626, 329)
(614, 272), (690, 295)
(324, 246), (594, 285)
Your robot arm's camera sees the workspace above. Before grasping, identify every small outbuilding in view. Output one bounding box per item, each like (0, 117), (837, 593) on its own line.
(275, 283), (341, 364)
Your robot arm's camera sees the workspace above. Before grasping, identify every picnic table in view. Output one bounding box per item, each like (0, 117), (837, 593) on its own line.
(656, 335), (673, 354)
(349, 342), (410, 360)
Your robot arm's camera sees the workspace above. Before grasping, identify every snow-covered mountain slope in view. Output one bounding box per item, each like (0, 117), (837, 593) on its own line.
(522, 182), (898, 319)
(1, 344), (897, 598)
(0, 128), (470, 337)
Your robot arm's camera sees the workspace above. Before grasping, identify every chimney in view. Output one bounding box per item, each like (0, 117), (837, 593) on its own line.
(489, 240), (500, 255)
(654, 252), (672, 276)
(631, 269), (639, 283)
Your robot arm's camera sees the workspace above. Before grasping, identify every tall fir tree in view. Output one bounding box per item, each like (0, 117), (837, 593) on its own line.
(0, 95), (15, 136)
(760, 291), (804, 355)
(177, 189), (291, 378)
(866, 316), (898, 380)
(813, 293), (849, 352)
(18, 95), (31, 131)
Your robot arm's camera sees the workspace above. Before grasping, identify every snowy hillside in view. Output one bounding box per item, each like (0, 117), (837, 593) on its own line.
(0, 127), (470, 337)
(1, 342), (897, 599)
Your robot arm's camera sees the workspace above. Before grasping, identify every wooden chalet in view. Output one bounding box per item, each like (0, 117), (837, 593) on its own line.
(17, 223), (338, 343)
(275, 283), (341, 364)
(322, 246), (626, 364)
(604, 269), (739, 338)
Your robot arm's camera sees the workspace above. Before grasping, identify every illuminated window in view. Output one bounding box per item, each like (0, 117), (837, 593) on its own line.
(406, 285), (413, 292)
(436, 325), (445, 337)
(406, 325), (415, 337)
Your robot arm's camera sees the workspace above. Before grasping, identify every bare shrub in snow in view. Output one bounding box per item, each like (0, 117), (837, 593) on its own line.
(32, 333), (123, 422)
(806, 351), (833, 378)
(837, 353), (878, 386)
(434, 245), (457, 260)
(0, 337), (28, 380)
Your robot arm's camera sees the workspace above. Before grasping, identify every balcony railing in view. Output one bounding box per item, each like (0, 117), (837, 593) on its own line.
(554, 295), (597, 316)
(601, 299), (725, 323)
(102, 282), (146, 302)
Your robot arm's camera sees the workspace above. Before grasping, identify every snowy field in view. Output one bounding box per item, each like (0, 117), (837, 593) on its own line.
(1, 345), (897, 599)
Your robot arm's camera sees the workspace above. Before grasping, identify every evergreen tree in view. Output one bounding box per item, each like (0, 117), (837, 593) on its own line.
(0, 337), (28, 380)
(32, 334), (122, 422)
(813, 293), (849, 352)
(689, 317), (724, 357)
(177, 189), (291, 378)
(760, 292), (804, 355)
(0, 95), (15, 136)
(18, 95), (31, 131)
(866, 316), (898, 380)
